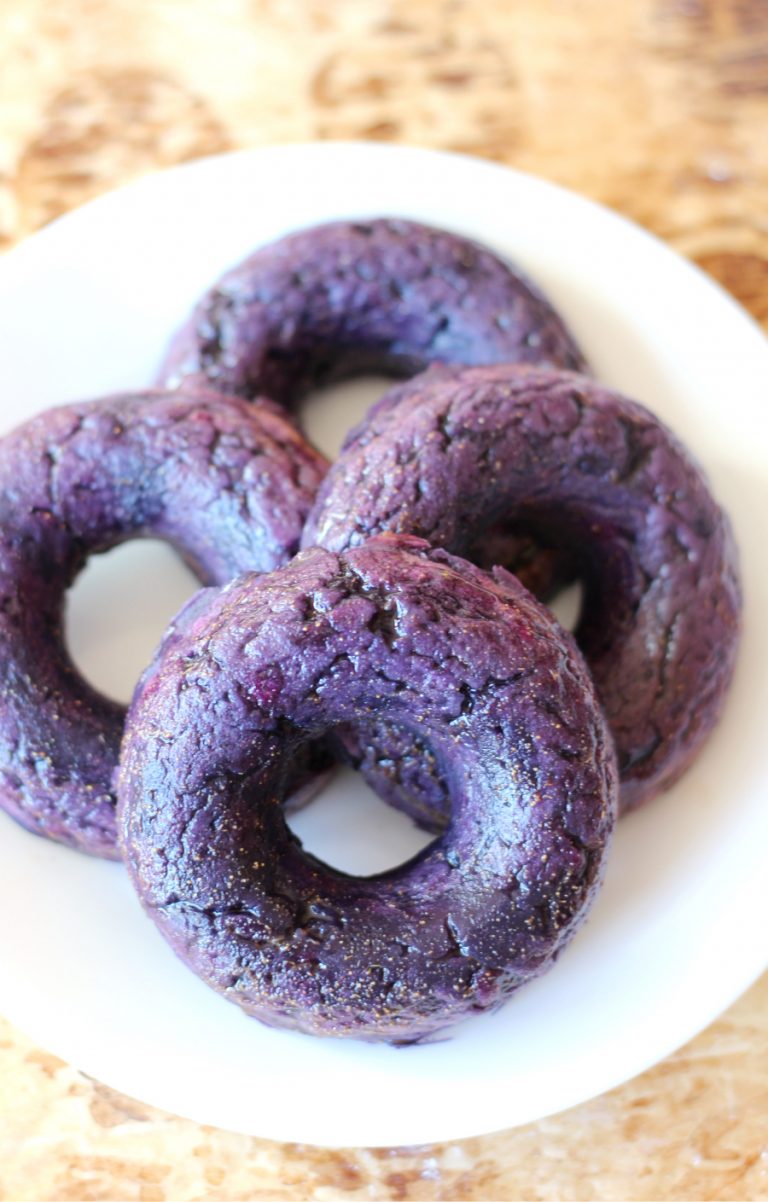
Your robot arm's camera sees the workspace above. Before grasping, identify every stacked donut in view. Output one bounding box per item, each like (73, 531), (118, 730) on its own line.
(0, 219), (740, 1044)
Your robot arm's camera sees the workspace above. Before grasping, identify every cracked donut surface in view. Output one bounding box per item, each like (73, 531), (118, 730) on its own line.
(118, 536), (617, 1043)
(303, 364), (741, 820)
(157, 217), (586, 417)
(0, 390), (328, 857)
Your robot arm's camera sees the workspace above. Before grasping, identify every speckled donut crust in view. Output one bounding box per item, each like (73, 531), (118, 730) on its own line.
(118, 536), (617, 1044)
(158, 218), (586, 416)
(303, 365), (741, 818)
(0, 390), (328, 857)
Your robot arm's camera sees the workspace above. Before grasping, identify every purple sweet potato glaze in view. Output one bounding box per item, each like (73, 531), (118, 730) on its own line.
(118, 536), (617, 1043)
(157, 218), (586, 417)
(303, 364), (741, 822)
(0, 390), (328, 857)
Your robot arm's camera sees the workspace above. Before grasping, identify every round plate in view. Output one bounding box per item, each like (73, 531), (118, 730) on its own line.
(0, 144), (766, 1149)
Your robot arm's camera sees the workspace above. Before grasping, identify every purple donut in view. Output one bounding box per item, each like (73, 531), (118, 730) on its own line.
(0, 390), (328, 857)
(118, 536), (617, 1044)
(158, 218), (586, 417)
(303, 365), (741, 819)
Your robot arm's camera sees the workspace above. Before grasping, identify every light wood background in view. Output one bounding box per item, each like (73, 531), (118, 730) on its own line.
(0, 1), (767, 1198)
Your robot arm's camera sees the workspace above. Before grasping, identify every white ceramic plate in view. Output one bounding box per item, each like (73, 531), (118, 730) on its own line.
(0, 144), (766, 1149)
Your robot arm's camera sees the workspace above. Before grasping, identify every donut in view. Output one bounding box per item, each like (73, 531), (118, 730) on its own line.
(303, 364), (741, 819)
(0, 390), (328, 858)
(157, 217), (586, 418)
(117, 535), (617, 1044)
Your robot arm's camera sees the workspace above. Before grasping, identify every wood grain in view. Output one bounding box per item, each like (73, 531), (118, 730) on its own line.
(0, 1), (766, 1198)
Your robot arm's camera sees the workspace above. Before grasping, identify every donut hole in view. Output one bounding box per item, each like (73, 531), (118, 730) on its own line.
(65, 538), (200, 705)
(298, 374), (392, 458)
(470, 520), (586, 632)
(547, 578), (585, 633)
(284, 762), (435, 875)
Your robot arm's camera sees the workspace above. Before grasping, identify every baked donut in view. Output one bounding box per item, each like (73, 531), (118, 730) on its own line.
(0, 390), (327, 857)
(303, 364), (741, 819)
(158, 217), (586, 418)
(118, 536), (617, 1044)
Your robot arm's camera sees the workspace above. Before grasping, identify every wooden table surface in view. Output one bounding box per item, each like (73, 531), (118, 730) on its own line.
(1, 1), (767, 1199)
